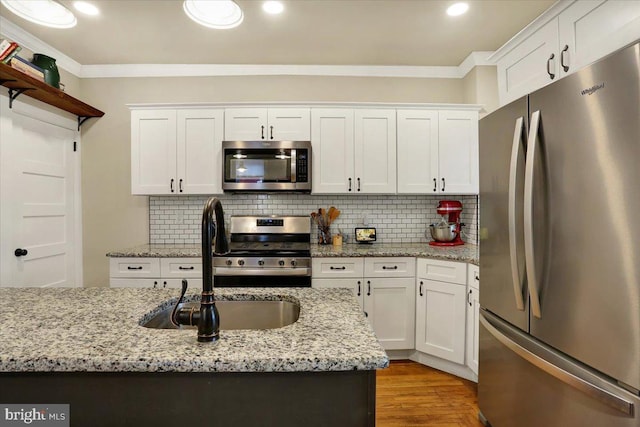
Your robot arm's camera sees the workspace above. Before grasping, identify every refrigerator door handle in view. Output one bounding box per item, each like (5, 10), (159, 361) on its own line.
(524, 110), (543, 318)
(480, 312), (635, 416)
(509, 116), (526, 311)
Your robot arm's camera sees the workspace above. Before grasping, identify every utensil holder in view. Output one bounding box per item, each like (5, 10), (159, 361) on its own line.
(318, 226), (332, 245)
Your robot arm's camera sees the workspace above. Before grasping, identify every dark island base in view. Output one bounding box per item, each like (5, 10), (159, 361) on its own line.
(0, 370), (376, 427)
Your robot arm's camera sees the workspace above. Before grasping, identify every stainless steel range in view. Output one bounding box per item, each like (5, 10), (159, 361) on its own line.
(212, 216), (311, 287)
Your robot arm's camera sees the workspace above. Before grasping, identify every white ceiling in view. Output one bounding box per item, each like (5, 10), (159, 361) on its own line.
(0, 0), (554, 68)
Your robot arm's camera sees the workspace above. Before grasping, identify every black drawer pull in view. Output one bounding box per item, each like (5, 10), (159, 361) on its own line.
(330, 266), (346, 270)
(179, 266), (195, 270)
(127, 266), (143, 270)
(382, 266), (398, 270)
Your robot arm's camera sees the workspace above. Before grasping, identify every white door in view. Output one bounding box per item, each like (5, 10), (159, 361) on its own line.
(415, 279), (466, 363)
(131, 109), (177, 195)
(268, 108), (311, 141)
(364, 278), (415, 350)
(224, 108), (267, 140)
(0, 96), (79, 287)
(466, 283), (480, 375)
(354, 109), (397, 193)
(438, 110), (479, 194)
(397, 110), (439, 194)
(177, 109), (224, 194)
(311, 109), (354, 194)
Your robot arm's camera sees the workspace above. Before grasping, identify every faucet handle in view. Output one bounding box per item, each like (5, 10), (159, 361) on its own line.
(170, 279), (189, 327)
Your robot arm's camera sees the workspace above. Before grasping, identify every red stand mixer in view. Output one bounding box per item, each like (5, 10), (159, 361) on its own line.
(429, 200), (464, 246)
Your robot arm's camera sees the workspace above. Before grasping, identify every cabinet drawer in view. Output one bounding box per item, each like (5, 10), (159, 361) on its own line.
(468, 264), (479, 290)
(160, 258), (202, 278)
(109, 257), (160, 278)
(364, 257), (416, 278)
(416, 258), (467, 285)
(312, 257), (364, 278)
(110, 278), (163, 288)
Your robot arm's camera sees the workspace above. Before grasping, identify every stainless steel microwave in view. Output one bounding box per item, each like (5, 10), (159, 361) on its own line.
(222, 140), (311, 192)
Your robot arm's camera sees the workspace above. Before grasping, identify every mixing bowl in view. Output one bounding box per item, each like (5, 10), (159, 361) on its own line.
(429, 223), (458, 242)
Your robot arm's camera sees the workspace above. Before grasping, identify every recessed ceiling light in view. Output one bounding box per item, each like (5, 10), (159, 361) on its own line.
(262, 1), (284, 15)
(183, 0), (244, 29)
(1, 0), (77, 28)
(447, 2), (469, 17)
(73, 1), (99, 16)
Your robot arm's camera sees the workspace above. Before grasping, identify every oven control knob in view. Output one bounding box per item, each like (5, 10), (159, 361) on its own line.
(226, 259), (232, 266)
(258, 259), (265, 266)
(278, 259), (285, 267)
(238, 259), (245, 266)
(291, 259), (297, 267)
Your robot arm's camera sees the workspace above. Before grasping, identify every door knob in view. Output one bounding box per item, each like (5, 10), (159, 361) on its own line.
(14, 248), (28, 257)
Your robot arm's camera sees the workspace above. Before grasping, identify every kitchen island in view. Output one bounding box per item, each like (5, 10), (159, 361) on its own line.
(0, 287), (388, 427)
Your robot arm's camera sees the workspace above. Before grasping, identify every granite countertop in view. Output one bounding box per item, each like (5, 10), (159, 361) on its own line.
(0, 287), (388, 373)
(108, 242), (478, 265)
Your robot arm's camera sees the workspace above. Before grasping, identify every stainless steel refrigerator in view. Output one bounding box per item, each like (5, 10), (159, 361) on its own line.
(478, 41), (640, 427)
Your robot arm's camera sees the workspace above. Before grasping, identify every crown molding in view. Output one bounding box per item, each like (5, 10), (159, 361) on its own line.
(1, 16), (495, 79)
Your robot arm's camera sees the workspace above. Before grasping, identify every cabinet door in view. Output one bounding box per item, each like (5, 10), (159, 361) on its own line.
(364, 257), (415, 278)
(311, 257), (364, 278)
(224, 108), (267, 140)
(109, 257), (161, 278)
(415, 279), (466, 363)
(466, 264), (480, 375)
(177, 109), (224, 194)
(354, 109), (397, 193)
(131, 110), (177, 195)
(312, 278), (364, 310)
(160, 257), (203, 278)
(268, 108), (311, 140)
(438, 110), (479, 194)
(311, 109), (355, 194)
(558, 0), (640, 77)
(397, 110), (439, 194)
(364, 278), (415, 350)
(496, 18), (560, 105)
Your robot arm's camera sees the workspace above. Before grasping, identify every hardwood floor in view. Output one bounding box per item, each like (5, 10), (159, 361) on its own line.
(376, 360), (484, 427)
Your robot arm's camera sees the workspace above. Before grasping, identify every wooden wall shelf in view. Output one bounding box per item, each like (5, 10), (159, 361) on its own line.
(0, 62), (104, 127)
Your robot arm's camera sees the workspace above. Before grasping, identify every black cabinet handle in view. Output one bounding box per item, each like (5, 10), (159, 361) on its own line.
(14, 248), (28, 257)
(475, 274), (479, 281)
(561, 45), (569, 72)
(468, 289), (473, 306)
(367, 280), (371, 296)
(547, 53), (556, 79)
(179, 179), (183, 193)
(357, 280), (361, 296)
(442, 177), (446, 192)
(382, 266), (398, 270)
(163, 281), (168, 288)
(330, 266), (346, 270)
(127, 266), (143, 270)
(261, 125), (265, 139)
(153, 281), (158, 288)
(348, 178), (352, 192)
(433, 178), (437, 192)
(170, 178), (175, 193)
(419, 281), (423, 297)
(357, 177), (361, 192)
(270, 125), (274, 140)
(179, 266), (195, 270)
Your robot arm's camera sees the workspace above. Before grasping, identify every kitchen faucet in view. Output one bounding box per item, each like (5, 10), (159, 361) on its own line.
(171, 197), (229, 342)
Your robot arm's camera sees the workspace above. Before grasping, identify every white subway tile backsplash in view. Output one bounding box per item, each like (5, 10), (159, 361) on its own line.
(149, 194), (478, 246)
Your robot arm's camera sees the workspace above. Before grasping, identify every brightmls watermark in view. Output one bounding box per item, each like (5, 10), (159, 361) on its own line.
(0, 405), (69, 426)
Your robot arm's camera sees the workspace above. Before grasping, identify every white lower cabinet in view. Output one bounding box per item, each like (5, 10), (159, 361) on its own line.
(109, 257), (202, 289)
(312, 257), (415, 350)
(415, 259), (467, 364)
(466, 264), (480, 375)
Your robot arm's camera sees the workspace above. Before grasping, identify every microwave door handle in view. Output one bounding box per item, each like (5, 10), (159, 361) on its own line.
(524, 110), (543, 319)
(509, 116), (526, 311)
(291, 149), (297, 183)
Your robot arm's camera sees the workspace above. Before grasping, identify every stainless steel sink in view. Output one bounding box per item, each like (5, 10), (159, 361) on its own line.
(142, 300), (300, 330)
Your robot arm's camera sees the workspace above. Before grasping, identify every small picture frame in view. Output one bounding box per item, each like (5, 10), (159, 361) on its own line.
(355, 227), (376, 243)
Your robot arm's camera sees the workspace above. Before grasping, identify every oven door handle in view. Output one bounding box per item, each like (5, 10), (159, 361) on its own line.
(213, 267), (311, 276)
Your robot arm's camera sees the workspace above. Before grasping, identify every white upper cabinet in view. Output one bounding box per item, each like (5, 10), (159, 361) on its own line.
(311, 109), (355, 194)
(354, 109), (397, 194)
(397, 110), (439, 194)
(312, 108), (396, 194)
(224, 107), (310, 141)
(437, 110), (479, 194)
(495, 0), (640, 105)
(131, 109), (223, 195)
